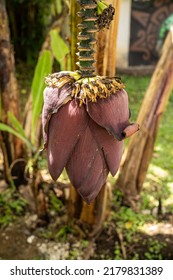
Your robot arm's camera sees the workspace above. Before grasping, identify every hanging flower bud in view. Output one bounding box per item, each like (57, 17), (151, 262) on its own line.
(42, 73), (139, 204)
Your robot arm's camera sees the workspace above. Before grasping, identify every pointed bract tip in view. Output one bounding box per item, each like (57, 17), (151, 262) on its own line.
(121, 123), (140, 138)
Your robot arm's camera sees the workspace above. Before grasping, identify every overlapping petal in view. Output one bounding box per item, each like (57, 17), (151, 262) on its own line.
(47, 100), (89, 181)
(42, 84), (72, 147)
(66, 121), (109, 204)
(89, 119), (123, 176)
(86, 89), (131, 140)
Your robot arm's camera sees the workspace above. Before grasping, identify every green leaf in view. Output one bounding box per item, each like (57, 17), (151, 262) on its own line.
(31, 50), (52, 144)
(56, 0), (62, 14)
(50, 0), (62, 17)
(0, 123), (34, 151)
(8, 111), (26, 138)
(50, 29), (69, 69)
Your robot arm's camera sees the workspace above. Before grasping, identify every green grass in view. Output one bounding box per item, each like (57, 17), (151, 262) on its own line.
(121, 74), (151, 121)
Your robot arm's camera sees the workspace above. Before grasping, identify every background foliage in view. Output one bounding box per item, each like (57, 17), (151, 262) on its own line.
(0, 0), (173, 260)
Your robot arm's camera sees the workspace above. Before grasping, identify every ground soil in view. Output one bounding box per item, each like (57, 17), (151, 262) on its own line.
(0, 219), (40, 260)
(0, 213), (173, 260)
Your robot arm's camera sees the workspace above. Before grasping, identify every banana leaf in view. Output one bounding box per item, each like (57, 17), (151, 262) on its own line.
(50, 29), (69, 69)
(31, 50), (52, 144)
(8, 111), (26, 138)
(0, 123), (34, 151)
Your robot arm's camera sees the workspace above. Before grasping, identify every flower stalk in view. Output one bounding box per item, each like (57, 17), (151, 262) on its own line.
(77, 0), (98, 77)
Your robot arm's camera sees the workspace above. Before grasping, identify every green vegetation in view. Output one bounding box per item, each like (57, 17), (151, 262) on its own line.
(49, 192), (64, 213)
(111, 189), (167, 260)
(144, 238), (166, 260)
(0, 189), (26, 227)
(121, 74), (151, 120)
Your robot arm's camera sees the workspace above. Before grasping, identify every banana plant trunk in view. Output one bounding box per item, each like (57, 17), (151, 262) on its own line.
(0, 0), (25, 187)
(69, 0), (121, 234)
(115, 30), (173, 209)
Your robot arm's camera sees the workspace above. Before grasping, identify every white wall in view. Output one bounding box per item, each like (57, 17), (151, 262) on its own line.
(116, 0), (132, 68)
